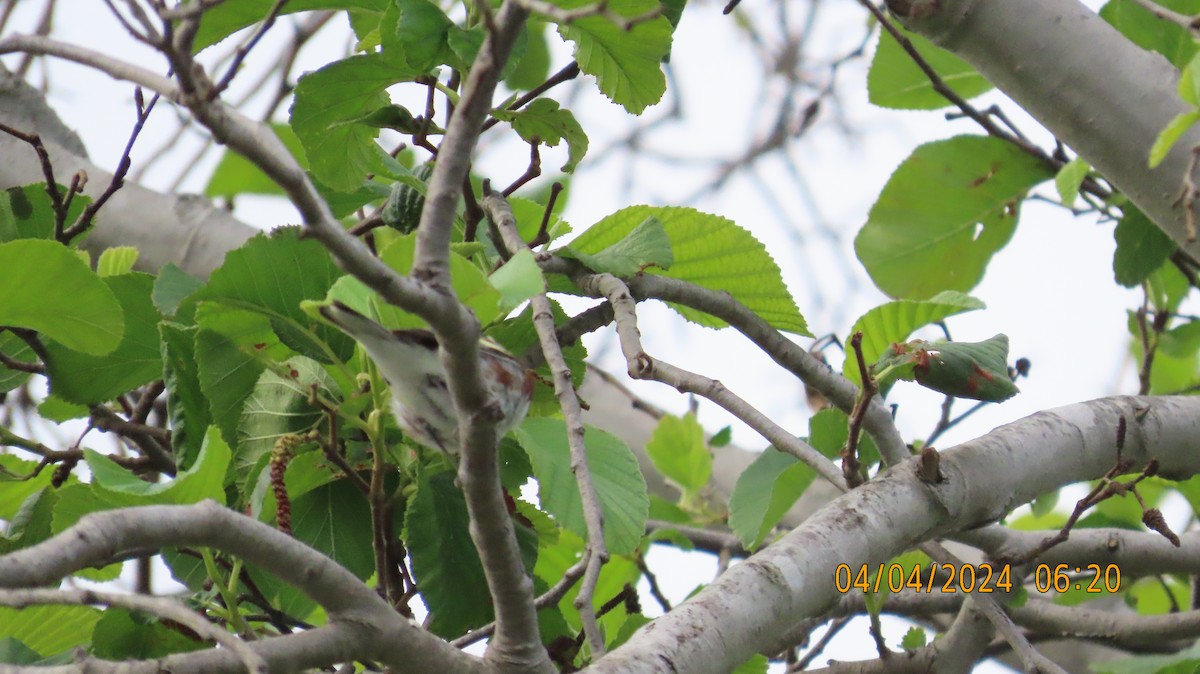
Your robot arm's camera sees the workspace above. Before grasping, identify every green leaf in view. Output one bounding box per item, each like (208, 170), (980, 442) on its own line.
(377, 234), (502, 326)
(0, 637), (43, 664)
(85, 427), (228, 505)
(873, 334), (1019, 402)
(36, 395), (87, 422)
(1114, 207), (1176, 288)
(290, 479), (374, 579)
(238, 357), (339, 488)
(564, 216), (673, 275)
(96, 247), (138, 277)
(195, 304), (273, 446)
(0, 183), (89, 242)
(489, 249), (545, 314)
(900, 626), (927, 651)
(0, 606), (99, 659)
(514, 418), (648, 555)
(645, 413), (711, 495)
(868, 27), (992, 110)
(493, 98), (590, 172)
(709, 425), (732, 447)
(388, 0), (453, 71)
(1101, 0), (1200, 69)
(731, 654), (769, 674)
(808, 407), (877, 466)
(566, 206), (809, 335)
(91, 609), (204, 660)
(0, 332), (35, 393)
(728, 448), (813, 549)
(506, 21), (551, 90)
(290, 54), (421, 191)
(193, 0), (388, 51)
(406, 469), (493, 636)
(0, 239), (123, 355)
(554, 0), (672, 114)
(510, 196), (572, 244)
(152, 263), (204, 318)
(1150, 110), (1200, 168)
(195, 228), (351, 363)
(0, 488), (56, 555)
(1054, 157), (1090, 206)
(206, 123), (307, 197)
(161, 322), (210, 469)
(44, 273), (161, 404)
(844, 290), (985, 384)
(0, 456), (56, 520)
(855, 136), (1052, 299)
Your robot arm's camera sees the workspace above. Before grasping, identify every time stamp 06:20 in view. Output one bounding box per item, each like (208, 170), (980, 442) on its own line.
(834, 563), (1122, 594)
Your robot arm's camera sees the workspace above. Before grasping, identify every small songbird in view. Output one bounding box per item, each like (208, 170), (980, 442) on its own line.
(319, 301), (535, 456)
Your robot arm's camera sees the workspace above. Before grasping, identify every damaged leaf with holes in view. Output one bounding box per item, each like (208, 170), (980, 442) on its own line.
(871, 334), (1019, 402)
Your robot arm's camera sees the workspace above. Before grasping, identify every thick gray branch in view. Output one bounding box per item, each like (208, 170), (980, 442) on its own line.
(586, 396), (1200, 673)
(891, 0), (1200, 256)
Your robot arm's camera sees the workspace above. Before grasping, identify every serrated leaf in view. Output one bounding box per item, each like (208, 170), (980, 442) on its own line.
(85, 427), (228, 505)
(868, 27), (992, 110)
(844, 290), (985, 385)
(514, 418), (648, 555)
(566, 206), (809, 334)
(645, 413), (711, 495)
(96, 247), (138, 277)
(1054, 157), (1090, 206)
(195, 228), (351, 364)
(238, 357), (338, 489)
(855, 136), (1052, 299)
(44, 273), (161, 404)
(0, 488), (56, 555)
(1114, 207), (1176, 287)
(406, 469), (493, 636)
(900, 626), (927, 650)
(195, 303), (277, 445)
(1150, 110), (1200, 168)
(489, 249), (545, 314)
(36, 395), (87, 422)
(290, 479), (374, 579)
(564, 216), (672, 275)
(290, 54), (421, 191)
(554, 0), (672, 114)
(0, 239), (123, 355)
(493, 98), (590, 172)
(728, 448), (814, 549)
(193, 0), (388, 51)
(160, 322), (210, 468)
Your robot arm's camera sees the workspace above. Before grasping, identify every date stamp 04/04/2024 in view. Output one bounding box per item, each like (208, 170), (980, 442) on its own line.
(834, 562), (1122, 595)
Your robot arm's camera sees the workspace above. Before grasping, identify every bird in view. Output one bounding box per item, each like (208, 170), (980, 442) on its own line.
(319, 301), (535, 456)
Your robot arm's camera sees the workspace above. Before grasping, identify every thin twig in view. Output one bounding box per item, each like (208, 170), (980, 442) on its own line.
(484, 190), (609, 657)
